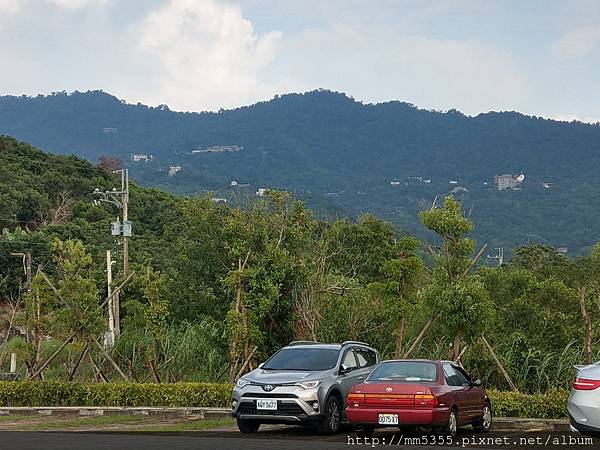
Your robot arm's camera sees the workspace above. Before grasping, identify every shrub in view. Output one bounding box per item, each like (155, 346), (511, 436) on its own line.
(489, 389), (569, 419)
(0, 382), (232, 407)
(0, 382), (569, 419)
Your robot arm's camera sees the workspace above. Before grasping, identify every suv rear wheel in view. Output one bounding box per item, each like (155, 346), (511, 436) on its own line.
(237, 419), (260, 433)
(317, 396), (341, 434)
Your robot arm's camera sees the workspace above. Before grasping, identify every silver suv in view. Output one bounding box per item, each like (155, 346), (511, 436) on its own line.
(232, 341), (380, 434)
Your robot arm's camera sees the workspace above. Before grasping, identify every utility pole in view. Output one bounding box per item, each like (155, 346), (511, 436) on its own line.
(11, 251), (32, 293)
(486, 247), (504, 266)
(93, 168), (131, 338)
(106, 250), (115, 348)
(122, 169), (130, 276)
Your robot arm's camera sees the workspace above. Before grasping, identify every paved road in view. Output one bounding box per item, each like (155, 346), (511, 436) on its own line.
(1, 429), (598, 450)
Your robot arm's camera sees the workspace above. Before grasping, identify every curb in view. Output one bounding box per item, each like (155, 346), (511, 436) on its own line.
(0, 407), (232, 420)
(493, 417), (570, 432)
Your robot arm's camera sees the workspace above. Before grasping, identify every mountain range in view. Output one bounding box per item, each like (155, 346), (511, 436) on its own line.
(1, 89), (600, 255)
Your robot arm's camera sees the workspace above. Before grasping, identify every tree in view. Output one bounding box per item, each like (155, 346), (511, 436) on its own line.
(419, 197), (493, 360)
(371, 236), (424, 357)
(98, 155), (123, 172)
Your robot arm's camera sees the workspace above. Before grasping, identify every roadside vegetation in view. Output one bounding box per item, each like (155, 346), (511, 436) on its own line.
(1, 136), (599, 404)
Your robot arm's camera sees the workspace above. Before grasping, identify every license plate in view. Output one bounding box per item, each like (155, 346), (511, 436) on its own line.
(256, 399), (277, 410)
(378, 413), (399, 425)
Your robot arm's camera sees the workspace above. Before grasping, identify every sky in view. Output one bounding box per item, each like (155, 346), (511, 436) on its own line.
(0, 0), (599, 121)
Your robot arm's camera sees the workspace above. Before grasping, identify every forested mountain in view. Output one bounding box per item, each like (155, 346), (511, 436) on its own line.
(1, 90), (600, 254)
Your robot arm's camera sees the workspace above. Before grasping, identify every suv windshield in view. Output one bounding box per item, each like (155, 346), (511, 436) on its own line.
(262, 348), (339, 371)
(368, 361), (438, 382)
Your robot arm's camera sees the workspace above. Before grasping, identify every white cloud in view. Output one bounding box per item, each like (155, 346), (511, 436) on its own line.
(552, 26), (600, 59)
(46, 0), (106, 9)
(274, 23), (530, 115)
(0, 0), (23, 13)
(134, 0), (284, 111)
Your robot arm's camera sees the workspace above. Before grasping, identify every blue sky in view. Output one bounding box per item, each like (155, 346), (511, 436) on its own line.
(0, 0), (598, 121)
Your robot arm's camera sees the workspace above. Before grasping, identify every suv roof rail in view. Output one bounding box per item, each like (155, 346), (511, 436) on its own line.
(341, 340), (370, 347)
(288, 341), (322, 346)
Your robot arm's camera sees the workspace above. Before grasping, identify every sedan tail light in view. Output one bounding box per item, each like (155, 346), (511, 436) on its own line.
(415, 394), (438, 408)
(573, 378), (600, 390)
(348, 393), (365, 407)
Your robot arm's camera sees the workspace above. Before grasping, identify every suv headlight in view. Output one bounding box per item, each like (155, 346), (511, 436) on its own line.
(296, 380), (321, 390)
(236, 378), (251, 388)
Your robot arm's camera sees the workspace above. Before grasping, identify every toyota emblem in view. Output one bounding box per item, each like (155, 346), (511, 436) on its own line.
(385, 387), (393, 392)
(263, 384), (274, 392)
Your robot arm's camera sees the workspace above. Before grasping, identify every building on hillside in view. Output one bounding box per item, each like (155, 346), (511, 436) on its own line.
(192, 145), (243, 154)
(494, 173), (525, 190)
(542, 182), (553, 189)
(168, 165), (182, 176)
(131, 153), (153, 162)
(256, 188), (267, 197)
(449, 180), (458, 185)
(390, 181), (401, 186)
(211, 198), (227, 204)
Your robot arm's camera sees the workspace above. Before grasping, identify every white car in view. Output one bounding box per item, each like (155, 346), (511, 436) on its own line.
(568, 362), (600, 437)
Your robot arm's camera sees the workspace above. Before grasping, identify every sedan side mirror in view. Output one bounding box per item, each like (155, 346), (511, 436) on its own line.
(472, 379), (482, 387)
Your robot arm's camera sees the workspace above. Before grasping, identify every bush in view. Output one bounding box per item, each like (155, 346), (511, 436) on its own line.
(489, 389), (569, 419)
(0, 382), (568, 419)
(0, 382), (232, 407)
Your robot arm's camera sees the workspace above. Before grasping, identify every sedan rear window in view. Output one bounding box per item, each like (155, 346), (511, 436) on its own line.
(368, 361), (438, 382)
(262, 348), (340, 371)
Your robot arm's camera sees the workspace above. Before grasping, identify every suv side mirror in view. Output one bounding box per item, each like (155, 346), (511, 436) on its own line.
(472, 379), (482, 387)
(339, 364), (353, 375)
(258, 362), (265, 369)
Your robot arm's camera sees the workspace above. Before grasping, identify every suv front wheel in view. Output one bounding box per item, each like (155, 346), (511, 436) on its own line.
(237, 419), (260, 433)
(318, 396), (341, 434)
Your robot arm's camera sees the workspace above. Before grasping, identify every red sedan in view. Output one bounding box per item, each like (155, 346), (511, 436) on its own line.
(345, 359), (492, 437)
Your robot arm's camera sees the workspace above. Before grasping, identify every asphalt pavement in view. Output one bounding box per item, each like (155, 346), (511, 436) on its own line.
(0, 428), (598, 450)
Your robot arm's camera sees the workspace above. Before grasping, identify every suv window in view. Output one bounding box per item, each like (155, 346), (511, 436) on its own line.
(355, 348), (377, 368)
(341, 349), (358, 369)
(262, 348), (340, 371)
(444, 364), (470, 387)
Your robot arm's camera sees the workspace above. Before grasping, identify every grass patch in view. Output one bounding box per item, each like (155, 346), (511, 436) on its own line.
(9, 414), (148, 431)
(126, 417), (235, 432)
(0, 415), (39, 422)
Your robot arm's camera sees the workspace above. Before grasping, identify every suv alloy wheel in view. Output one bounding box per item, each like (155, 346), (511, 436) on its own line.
(318, 396), (341, 434)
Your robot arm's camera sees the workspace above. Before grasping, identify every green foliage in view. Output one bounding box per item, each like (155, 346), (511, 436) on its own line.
(488, 389), (568, 419)
(0, 380), (569, 418)
(0, 381), (231, 407)
(50, 239), (102, 338)
(418, 196), (494, 342)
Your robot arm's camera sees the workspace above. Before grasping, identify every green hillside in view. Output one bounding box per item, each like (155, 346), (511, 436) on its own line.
(1, 90), (600, 253)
